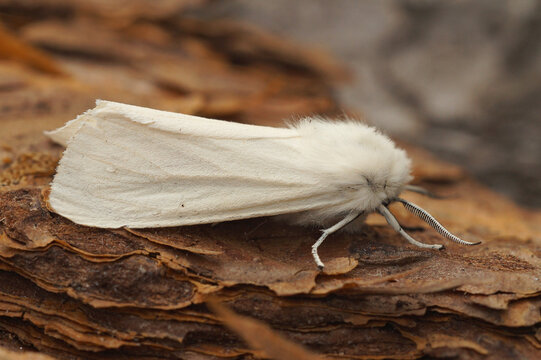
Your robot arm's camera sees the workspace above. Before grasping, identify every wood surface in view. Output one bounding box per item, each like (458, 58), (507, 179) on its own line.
(0, 1), (539, 359)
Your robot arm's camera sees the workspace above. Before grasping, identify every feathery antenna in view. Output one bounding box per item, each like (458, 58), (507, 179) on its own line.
(396, 198), (480, 246)
(377, 205), (443, 250)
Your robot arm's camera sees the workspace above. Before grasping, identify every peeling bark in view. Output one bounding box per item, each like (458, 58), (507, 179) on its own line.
(0, 1), (539, 359)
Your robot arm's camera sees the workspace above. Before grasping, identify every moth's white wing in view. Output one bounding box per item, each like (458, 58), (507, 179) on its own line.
(48, 101), (348, 228)
(46, 100), (292, 146)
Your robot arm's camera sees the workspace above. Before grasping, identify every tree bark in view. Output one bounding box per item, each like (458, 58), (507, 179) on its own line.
(0, 2), (539, 359)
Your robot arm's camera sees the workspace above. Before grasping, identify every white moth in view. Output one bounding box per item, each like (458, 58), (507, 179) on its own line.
(46, 100), (479, 269)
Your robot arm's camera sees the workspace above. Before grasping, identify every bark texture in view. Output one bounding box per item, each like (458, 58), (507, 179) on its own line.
(0, 1), (539, 359)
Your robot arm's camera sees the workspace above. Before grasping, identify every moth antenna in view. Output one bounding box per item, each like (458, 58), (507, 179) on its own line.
(404, 185), (445, 199)
(376, 205), (443, 250)
(396, 198), (481, 246)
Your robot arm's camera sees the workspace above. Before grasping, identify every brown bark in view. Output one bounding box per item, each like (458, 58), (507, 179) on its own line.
(0, 2), (539, 359)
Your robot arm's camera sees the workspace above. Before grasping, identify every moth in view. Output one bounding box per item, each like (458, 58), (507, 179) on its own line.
(47, 101), (480, 269)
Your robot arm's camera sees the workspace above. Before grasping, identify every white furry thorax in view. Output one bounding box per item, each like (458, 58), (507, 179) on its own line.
(285, 119), (412, 227)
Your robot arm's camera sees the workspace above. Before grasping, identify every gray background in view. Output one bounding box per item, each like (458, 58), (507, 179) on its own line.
(194, 0), (541, 208)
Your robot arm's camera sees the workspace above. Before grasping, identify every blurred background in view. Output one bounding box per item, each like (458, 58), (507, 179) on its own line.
(1, 0), (540, 208)
(194, 0), (541, 209)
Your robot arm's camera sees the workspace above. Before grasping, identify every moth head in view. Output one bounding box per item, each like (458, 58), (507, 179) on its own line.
(363, 175), (409, 210)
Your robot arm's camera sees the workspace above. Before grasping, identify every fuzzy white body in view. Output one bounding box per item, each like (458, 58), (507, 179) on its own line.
(47, 101), (412, 229)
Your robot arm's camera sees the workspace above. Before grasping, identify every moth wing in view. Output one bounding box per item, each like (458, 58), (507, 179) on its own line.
(46, 100), (292, 146)
(48, 101), (344, 228)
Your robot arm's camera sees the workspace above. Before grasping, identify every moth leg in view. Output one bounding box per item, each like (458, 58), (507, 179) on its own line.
(377, 205), (443, 250)
(312, 211), (362, 270)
